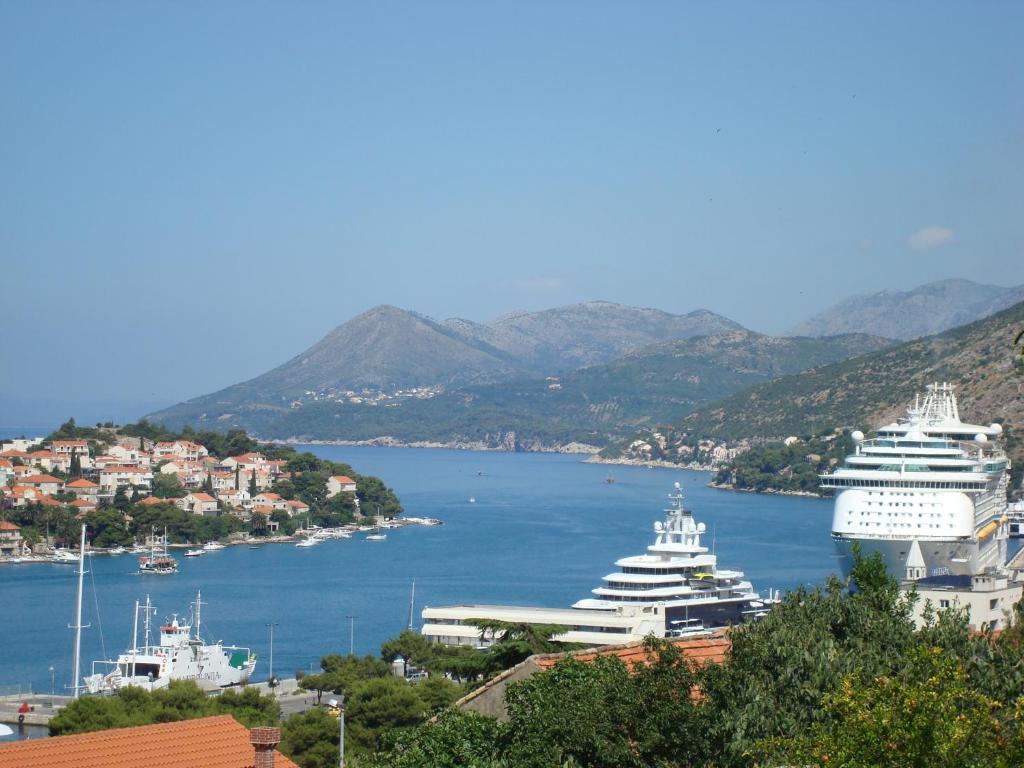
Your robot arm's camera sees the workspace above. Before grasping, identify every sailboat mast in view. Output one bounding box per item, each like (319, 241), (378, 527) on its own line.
(195, 590), (202, 640)
(71, 524), (87, 699)
(132, 599), (140, 677)
(407, 579), (416, 629)
(144, 595), (152, 651)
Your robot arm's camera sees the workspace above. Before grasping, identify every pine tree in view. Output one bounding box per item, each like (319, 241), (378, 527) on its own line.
(69, 448), (82, 478)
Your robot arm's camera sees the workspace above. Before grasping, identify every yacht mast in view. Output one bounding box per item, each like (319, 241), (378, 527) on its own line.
(407, 579), (416, 629)
(131, 599), (140, 678)
(70, 524), (89, 699)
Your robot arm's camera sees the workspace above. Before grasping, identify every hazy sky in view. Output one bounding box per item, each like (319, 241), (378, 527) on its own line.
(2, 2), (1022, 424)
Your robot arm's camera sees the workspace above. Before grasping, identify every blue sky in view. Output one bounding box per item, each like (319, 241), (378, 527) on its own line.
(2, 2), (1022, 424)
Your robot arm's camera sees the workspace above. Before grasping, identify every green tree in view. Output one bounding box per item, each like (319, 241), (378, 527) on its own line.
(280, 709), (339, 768)
(760, 647), (1024, 768)
(152, 472), (187, 499)
(345, 676), (425, 754)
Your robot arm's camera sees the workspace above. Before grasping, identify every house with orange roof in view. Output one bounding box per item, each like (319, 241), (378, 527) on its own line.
(0, 520), (29, 558)
(138, 495), (174, 507)
(19, 474), (63, 495)
(0, 715), (297, 768)
(327, 475), (357, 496)
(3, 485), (61, 508)
(66, 477), (101, 503)
(0, 458), (13, 485)
(253, 492), (287, 512)
(284, 499), (310, 516)
(152, 440), (210, 462)
(217, 488), (251, 511)
(71, 498), (98, 516)
(26, 450), (71, 473)
(108, 443), (151, 467)
(49, 439), (93, 469)
(176, 492), (219, 516)
(456, 632), (732, 721)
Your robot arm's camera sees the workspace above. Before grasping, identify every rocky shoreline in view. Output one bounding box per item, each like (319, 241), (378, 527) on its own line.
(276, 435), (602, 454)
(706, 481), (823, 498)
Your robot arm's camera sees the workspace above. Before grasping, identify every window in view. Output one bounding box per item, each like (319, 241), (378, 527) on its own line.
(939, 599), (950, 609)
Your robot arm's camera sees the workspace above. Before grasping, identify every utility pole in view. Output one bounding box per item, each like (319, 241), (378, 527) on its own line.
(266, 623), (279, 688)
(345, 615), (358, 656)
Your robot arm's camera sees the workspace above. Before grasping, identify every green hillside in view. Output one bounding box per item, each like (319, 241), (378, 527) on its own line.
(170, 330), (891, 448)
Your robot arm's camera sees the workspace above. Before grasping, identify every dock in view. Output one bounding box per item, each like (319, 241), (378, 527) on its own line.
(0, 693), (70, 727)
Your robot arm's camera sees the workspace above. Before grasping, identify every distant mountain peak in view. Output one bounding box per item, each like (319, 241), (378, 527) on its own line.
(788, 278), (1024, 340)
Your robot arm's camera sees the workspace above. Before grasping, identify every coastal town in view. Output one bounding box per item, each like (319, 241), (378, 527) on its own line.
(0, 425), (423, 561)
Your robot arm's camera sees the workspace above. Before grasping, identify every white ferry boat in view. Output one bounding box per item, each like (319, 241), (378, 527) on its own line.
(422, 483), (772, 647)
(820, 382), (1011, 579)
(84, 592), (256, 694)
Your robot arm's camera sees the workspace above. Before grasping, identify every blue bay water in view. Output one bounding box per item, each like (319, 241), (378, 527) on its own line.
(0, 445), (835, 694)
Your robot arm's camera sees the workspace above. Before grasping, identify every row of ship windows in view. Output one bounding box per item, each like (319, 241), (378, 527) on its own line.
(621, 567), (704, 575)
(857, 511), (950, 517)
(829, 480), (984, 489)
(604, 592), (737, 602)
(605, 581), (728, 591)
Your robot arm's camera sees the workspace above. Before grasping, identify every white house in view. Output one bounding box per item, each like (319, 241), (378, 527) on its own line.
(327, 475), (357, 496)
(98, 466), (154, 493)
(175, 492), (219, 516)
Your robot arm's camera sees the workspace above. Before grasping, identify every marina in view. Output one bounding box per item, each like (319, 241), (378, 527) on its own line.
(0, 444), (835, 695)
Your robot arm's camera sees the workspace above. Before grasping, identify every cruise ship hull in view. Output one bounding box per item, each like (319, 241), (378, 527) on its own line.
(832, 533), (1006, 580)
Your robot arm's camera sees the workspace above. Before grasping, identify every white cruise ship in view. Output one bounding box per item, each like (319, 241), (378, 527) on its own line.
(820, 382), (1011, 579)
(421, 483), (771, 647)
(84, 592), (256, 694)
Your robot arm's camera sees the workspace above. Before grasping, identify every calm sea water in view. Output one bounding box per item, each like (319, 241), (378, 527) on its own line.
(0, 444), (834, 694)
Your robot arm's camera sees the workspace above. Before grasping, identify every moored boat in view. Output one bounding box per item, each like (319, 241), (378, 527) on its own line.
(84, 592), (256, 694)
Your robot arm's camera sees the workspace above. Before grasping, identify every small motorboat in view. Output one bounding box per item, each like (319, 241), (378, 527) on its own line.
(184, 549), (204, 558)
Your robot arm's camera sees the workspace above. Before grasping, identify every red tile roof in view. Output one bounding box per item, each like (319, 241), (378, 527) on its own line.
(0, 521), (19, 531)
(330, 475), (355, 484)
(533, 632), (732, 670)
(138, 496), (171, 506)
(66, 478), (99, 488)
(190, 493), (216, 502)
(0, 715), (297, 768)
(20, 474), (62, 485)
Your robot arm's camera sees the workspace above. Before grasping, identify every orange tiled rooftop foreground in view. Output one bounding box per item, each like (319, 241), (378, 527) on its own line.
(0, 715), (296, 768)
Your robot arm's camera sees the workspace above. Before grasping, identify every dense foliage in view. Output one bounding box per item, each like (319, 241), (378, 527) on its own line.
(48, 681), (279, 735)
(372, 552), (1024, 768)
(712, 432), (855, 494)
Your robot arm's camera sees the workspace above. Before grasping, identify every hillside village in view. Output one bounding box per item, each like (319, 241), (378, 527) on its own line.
(0, 421), (402, 558)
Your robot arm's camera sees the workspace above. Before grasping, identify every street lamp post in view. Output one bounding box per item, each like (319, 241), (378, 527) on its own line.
(345, 615), (358, 656)
(266, 623), (279, 688)
(48, 666), (55, 707)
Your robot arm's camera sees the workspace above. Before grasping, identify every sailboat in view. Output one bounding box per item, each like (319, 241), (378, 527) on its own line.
(138, 527), (178, 574)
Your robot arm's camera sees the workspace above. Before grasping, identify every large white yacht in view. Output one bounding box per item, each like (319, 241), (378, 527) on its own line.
(421, 483), (771, 647)
(820, 382), (1011, 579)
(573, 482), (770, 633)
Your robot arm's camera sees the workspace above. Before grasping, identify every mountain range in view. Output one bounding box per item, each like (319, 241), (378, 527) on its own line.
(788, 279), (1024, 340)
(148, 280), (1024, 454)
(673, 299), (1024, 444)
